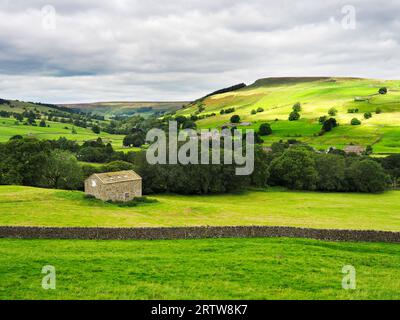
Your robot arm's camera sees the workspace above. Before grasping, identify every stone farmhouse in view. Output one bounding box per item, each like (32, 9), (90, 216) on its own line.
(84, 170), (142, 202)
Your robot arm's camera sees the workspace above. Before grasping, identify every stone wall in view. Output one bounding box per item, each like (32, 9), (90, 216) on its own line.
(1, 226), (399, 243)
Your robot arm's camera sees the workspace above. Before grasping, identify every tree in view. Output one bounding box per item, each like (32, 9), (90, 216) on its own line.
(381, 154), (400, 188)
(315, 154), (346, 191)
(92, 124), (100, 134)
(375, 107), (382, 114)
(364, 112), (372, 119)
(351, 118), (361, 125)
(328, 107), (338, 116)
(39, 119), (46, 127)
(230, 115), (241, 123)
(123, 132), (145, 147)
(379, 87), (387, 95)
(182, 120), (197, 129)
(251, 109), (257, 115)
(288, 111), (300, 121)
(292, 102), (301, 112)
(321, 118), (338, 133)
(347, 159), (388, 193)
(43, 150), (82, 189)
(259, 123), (272, 136)
(257, 107), (264, 113)
(318, 115), (327, 124)
(269, 148), (319, 190)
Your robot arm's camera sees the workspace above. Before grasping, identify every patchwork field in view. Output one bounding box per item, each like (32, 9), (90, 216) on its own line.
(0, 117), (126, 150)
(1, 186), (400, 231)
(1, 237), (399, 299)
(178, 77), (400, 153)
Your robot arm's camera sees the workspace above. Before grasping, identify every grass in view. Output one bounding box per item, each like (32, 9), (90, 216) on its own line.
(0, 237), (399, 299)
(1, 186), (400, 231)
(178, 77), (400, 153)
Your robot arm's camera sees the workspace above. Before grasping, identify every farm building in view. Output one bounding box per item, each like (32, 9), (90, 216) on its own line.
(84, 170), (142, 202)
(344, 145), (366, 155)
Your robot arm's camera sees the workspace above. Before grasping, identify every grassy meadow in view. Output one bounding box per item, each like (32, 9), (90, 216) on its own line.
(1, 237), (399, 299)
(178, 77), (400, 153)
(1, 186), (400, 231)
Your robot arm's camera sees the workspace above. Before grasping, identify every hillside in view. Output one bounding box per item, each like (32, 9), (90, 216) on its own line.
(178, 77), (400, 153)
(0, 98), (125, 149)
(61, 101), (188, 118)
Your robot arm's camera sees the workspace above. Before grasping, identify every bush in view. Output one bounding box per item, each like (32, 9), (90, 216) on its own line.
(292, 102), (301, 112)
(364, 112), (372, 119)
(251, 109), (257, 115)
(375, 107), (382, 114)
(257, 107), (264, 113)
(379, 87), (387, 95)
(347, 108), (359, 113)
(328, 108), (338, 116)
(92, 125), (100, 134)
(351, 118), (361, 125)
(318, 116), (327, 124)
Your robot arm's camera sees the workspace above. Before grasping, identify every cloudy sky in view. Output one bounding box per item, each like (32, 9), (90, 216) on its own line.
(0, 0), (399, 103)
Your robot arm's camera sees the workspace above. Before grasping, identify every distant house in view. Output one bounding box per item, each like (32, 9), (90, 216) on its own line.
(344, 145), (366, 155)
(84, 170), (142, 202)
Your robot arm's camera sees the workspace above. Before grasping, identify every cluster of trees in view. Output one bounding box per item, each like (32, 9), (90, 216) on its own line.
(251, 107), (264, 115)
(1, 136), (398, 195)
(219, 107), (235, 114)
(268, 145), (389, 193)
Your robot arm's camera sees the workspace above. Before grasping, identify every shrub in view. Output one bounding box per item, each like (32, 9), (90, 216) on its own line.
(318, 115), (327, 124)
(379, 87), (387, 95)
(375, 107), (382, 114)
(292, 102), (301, 112)
(328, 107), (338, 116)
(351, 118), (361, 125)
(257, 107), (264, 113)
(364, 112), (372, 119)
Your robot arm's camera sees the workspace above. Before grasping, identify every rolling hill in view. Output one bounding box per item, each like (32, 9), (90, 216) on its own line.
(178, 77), (400, 154)
(61, 101), (188, 118)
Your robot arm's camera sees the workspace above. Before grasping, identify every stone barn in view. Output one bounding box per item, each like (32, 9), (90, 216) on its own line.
(84, 170), (142, 202)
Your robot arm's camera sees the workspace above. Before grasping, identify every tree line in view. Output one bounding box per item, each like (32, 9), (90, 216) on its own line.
(1, 136), (399, 194)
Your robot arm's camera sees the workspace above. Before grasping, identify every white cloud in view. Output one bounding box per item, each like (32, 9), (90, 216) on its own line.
(0, 0), (399, 103)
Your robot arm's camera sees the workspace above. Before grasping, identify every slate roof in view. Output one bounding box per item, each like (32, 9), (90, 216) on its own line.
(90, 170), (142, 184)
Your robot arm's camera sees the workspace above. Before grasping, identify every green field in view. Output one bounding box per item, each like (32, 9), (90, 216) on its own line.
(1, 237), (399, 299)
(178, 77), (400, 153)
(0, 116), (126, 150)
(1, 186), (400, 231)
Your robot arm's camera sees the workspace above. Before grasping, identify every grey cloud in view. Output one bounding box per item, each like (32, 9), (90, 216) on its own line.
(0, 0), (399, 103)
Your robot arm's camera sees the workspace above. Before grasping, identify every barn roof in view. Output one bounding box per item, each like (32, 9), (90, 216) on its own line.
(344, 145), (366, 153)
(90, 170), (142, 184)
